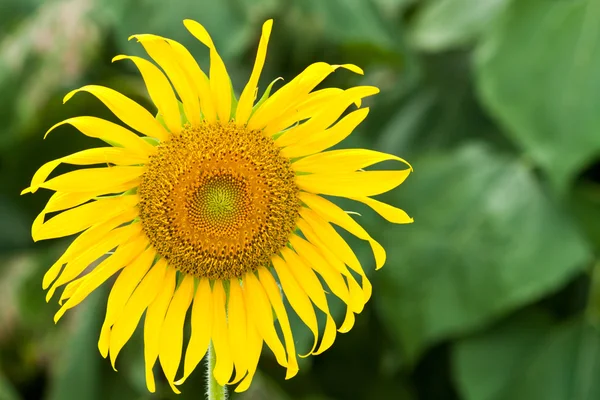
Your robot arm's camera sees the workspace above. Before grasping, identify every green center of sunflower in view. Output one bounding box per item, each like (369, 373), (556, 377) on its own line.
(138, 122), (300, 280)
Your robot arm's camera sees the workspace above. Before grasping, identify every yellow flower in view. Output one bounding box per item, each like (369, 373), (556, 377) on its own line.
(23, 19), (412, 393)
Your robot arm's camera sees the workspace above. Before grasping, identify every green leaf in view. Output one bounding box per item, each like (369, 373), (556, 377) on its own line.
(374, 143), (592, 363)
(298, 0), (396, 48)
(475, 0), (600, 189)
(102, 0), (254, 63)
(0, 370), (21, 400)
(454, 313), (600, 400)
(571, 182), (600, 252)
(47, 288), (105, 400)
(410, 0), (508, 52)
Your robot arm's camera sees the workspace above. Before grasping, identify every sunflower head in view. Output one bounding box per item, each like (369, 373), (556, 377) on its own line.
(23, 18), (412, 394)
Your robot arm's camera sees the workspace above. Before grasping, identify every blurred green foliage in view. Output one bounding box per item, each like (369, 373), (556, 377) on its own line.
(0, 0), (599, 399)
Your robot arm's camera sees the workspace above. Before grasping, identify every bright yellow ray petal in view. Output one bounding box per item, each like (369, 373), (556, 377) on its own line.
(293, 148), (411, 174)
(33, 190), (112, 245)
(46, 222), (142, 302)
(339, 306), (355, 333)
(236, 20), (273, 125)
(299, 209), (361, 272)
(271, 255), (319, 356)
(34, 195), (139, 242)
(176, 277), (212, 385)
(296, 170), (410, 198)
(42, 208), (139, 290)
(280, 248), (336, 355)
(112, 55), (182, 134)
(300, 192), (385, 269)
(257, 267), (299, 379)
(280, 108), (369, 159)
(289, 234), (351, 305)
(159, 274), (194, 391)
(36, 166), (143, 194)
(227, 279), (248, 385)
(299, 209), (372, 304)
(54, 234), (148, 322)
(243, 272), (288, 367)
(163, 38), (216, 122)
(59, 278), (84, 304)
(44, 116), (156, 156)
(211, 280), (234, 386)
(248, 62), (363, 131)
(129, 35), (201, 126)
(184, 20), (232, 122)
(290, 237), (353, 337)
(98, 247), (155, 357)
(295, 219), (364, 316)
(351, 196), (414, 224)
(275, 86), (379, 147)
(26, 148), (146, 194)
(142, 263), (175, 393)
(234, 311), (263, 393)
(263, 88), (344, 136)
(63, 85), (169, 141)
(42, 192), (95, 214)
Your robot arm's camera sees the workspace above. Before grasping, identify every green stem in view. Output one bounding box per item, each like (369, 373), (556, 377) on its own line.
(207, 341), (227, 400)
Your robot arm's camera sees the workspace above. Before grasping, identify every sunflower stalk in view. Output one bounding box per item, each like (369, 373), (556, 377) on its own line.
(207, 341), (228, 400)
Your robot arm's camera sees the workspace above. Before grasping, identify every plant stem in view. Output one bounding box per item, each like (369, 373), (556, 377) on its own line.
(207, 341), (227, 400)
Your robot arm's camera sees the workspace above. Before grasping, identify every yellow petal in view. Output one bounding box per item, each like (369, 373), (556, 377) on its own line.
(339, 306), (355, 333)
(177, 277), (212, 385)
(257, 267), (299, 379)
(43, 192), (96, 214)
(275, 86), (379, 147)
(54, 234), (148, 322)
(243, 272), (287, 367)
(37, 166), (143, 194)
(280, 247), (336, 355)
(299, 209), (361, 272)
(300, 192), (385, 269)
(227, 279), (248, 384)
(34, 195), (139, 241)
(59, 278), (84, 304)
(129, 35), (201, 126)
(299, 209), (372, 304)
(271, 255), (319, 356)
(46, 222), (141, 302)
(44, 116), (156, 156)
(184, 20), (232, 122)
(159, 274), (194, 391)
(98, 247), (155, 357)
(236, 20), (273, 125)
(248, 62), (363, 131)
(163, 37), (216, 122)
(63, 85), (169, 141)
(211, 280), (234, 386)
(40, 182), (138, 217)
(112, 55), (181, 134)
(295, 218), (365, 315)
(263, 88), (344, 136)
(142, 263), (175, 393)
(27, 148), (146, 194)
(289, 234), (351, 305)
(234, 311), (263, 393)
(293, 148), (411, 174)
(42, 208), (139, 290)
(296, 170), (410, 198)
(351, 196), (414, 224)
(280, 108), (369, 159)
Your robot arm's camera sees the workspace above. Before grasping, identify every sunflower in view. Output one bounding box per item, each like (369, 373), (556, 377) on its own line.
(23, 19), (412, 393)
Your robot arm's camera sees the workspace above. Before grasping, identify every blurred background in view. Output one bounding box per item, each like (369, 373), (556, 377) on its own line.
(1, 0), (600, 399)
